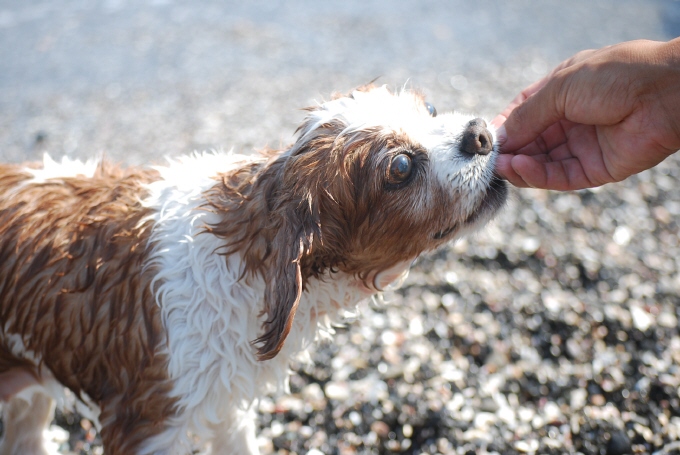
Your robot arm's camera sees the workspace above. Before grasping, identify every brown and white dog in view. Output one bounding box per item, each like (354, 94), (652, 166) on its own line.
(0, 85), (506, 454)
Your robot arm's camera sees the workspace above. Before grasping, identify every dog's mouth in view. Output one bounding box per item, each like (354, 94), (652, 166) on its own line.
(463, 175), (508, 226)
(432, 176), (507, 240)
(464, 176), (507, 225)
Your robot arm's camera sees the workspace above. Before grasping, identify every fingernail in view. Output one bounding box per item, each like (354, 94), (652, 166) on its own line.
(495, 125), (507, 145)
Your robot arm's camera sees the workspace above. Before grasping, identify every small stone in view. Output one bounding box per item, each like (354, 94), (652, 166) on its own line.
(514, 439), (539, 453)
(348, 411), (362, 427)
(518, 407), (535, 423)
(474, 412), (497, 430)
(302, 383), (325, 402)
(613, 226), (632, 246)
(658, 312), (678, 328)
(531, 415), (545, 429)
(270, 421), (284, 437)
(46, 425), (69, 443)
(370, 421), (390, 438)
(276, 396), (304, 412)
(446, 393), (465, 412)
(497, 406), (517, 427)
(590, 394), (606, 406)
(324, 381), (350, 401)
(543, 401), (562, 422)
(409, 317), (424, 336)
(606, 430), (631, 455)
(480, 397), (499, 412)
(630, 305), (653, 332)
(570, 388), (588, 409)
(381, 330), (398, 346)
(385, 440), (401, 451)
(522, 237), (541, 254)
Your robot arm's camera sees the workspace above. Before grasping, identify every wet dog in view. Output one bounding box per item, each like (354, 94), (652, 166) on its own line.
(0, 85), (506, 454)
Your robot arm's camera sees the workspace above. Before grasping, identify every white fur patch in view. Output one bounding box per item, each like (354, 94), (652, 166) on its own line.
(304, 85), (499, 223)
(22, 154), (99, 184)
(140, 152), (369, 454)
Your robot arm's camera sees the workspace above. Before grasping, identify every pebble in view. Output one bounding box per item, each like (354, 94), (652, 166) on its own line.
(658, 312), (678, 328)
(630, 305), (654, 331)
(496, 406), (516, 427)
(518, 407), (535, 423)
(302, 383), (325, 402)
(370, 421), (390, 438)
(514, 439), (539, 453)
(570, 388), (588, 409)
(543, 401), (562, 422)
(607, 430), (632, 455)
(590, 394), (606, 406)
(324, 381), (350, 401)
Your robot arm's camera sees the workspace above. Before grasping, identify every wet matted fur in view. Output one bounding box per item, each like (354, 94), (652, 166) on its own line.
(0, 85), (506, 454)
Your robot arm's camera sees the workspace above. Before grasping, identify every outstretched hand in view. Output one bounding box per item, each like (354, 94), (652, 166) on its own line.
(492, 38), (680, 191)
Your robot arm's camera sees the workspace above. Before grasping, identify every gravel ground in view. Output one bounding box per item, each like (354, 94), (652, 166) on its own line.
(2, 1), (680, 454)
(254, 157), (680, 455)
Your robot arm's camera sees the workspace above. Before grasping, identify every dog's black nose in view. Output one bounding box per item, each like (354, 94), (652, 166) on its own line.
(459, 118), (494, 156)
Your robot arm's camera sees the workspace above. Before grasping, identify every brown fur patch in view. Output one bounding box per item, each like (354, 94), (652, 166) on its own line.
(0, 162), (176, 454)
(204, 124), (459, 360)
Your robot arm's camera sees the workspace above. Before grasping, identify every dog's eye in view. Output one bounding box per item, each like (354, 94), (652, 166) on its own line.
(388, 154), (413, 184)
(425, 102), (437, 117)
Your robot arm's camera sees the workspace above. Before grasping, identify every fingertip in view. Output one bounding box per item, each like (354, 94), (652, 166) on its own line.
(511, 155), (547, 189)
(495, 154), (529, 188)
(490, 115), (506, 130)
(494, 153), (512, 177)
(498, 76), (564, 154)
(495, 124), (507, 146)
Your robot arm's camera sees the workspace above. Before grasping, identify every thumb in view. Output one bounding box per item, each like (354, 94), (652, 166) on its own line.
(500, 74), (567, 153)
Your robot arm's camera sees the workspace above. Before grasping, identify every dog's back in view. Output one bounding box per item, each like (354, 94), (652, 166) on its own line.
(0, 162), (177, 453)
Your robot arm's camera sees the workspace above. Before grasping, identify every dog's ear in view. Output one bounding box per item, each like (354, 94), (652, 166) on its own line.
(253, 195), (319, 361)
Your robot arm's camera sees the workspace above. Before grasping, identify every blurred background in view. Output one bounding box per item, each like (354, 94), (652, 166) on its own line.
(2, 1), (680, 454)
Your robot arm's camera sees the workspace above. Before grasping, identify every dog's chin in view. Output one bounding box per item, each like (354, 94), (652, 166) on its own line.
(463, 176), (508, 227)
(433, 177), (507, 242)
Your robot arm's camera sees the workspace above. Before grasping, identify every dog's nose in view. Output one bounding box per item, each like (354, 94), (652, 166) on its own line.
(459, 118), (493, 156)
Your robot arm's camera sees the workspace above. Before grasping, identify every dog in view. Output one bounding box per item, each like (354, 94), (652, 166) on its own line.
(0, 84), (507, 454)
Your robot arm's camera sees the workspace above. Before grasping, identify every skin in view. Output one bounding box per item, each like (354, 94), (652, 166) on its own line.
(492, 38), (680, 190)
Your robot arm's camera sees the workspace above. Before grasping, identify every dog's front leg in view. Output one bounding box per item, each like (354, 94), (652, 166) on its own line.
(208, 407), (259, 455)
(0, 390), (55, 455)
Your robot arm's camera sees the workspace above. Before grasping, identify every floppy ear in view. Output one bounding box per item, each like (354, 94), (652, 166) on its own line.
(252, 199), (319, 361)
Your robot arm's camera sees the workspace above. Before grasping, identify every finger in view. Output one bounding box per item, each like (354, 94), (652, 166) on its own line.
(498, 49), (602, 153)
(550, 48), (599, 74)
(494, 154), (530, 188)
(510, 155), (553, 189)
(491, 77), (551, 130)
(491, 92), (528, 129)
(500, 121), (573, 157)
(500, 73), (569, 154)
(512, 155), (596, 191)
(490, 115), (506, 130)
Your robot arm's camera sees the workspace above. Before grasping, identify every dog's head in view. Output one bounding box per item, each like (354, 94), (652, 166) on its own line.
(209, 85), (507, 360)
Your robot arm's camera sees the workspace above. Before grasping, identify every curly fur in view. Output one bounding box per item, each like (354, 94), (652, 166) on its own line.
(0, 85), (506, 455)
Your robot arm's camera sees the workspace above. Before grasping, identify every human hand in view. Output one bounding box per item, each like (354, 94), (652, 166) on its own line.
(492, 38), (680, 190)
